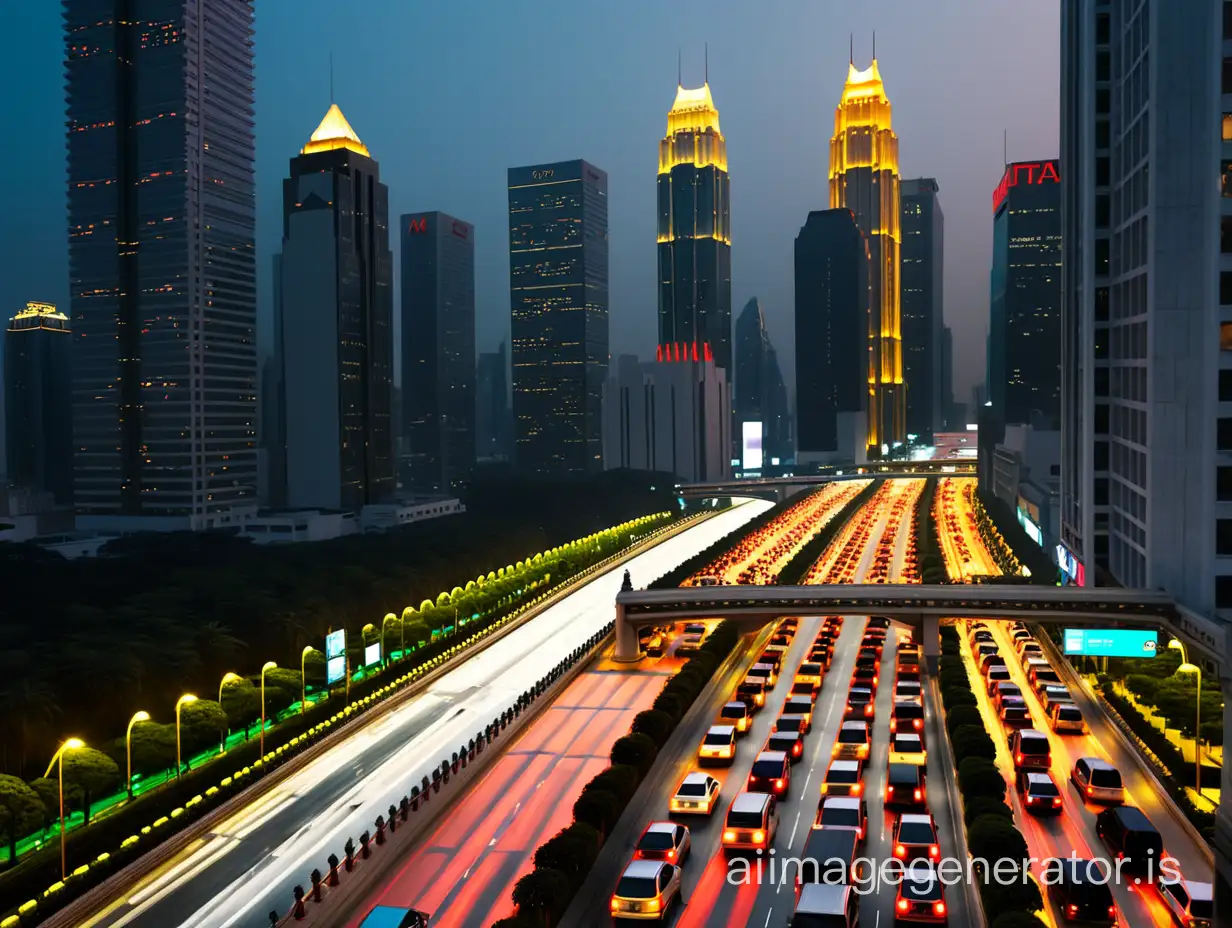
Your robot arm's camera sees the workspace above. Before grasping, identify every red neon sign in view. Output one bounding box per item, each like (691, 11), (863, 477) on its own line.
(655, 341), (714, 363)
(992, 160), (1059, 214)
(408, 217), (427, 233)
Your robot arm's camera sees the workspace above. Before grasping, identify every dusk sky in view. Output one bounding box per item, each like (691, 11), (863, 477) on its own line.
(0, 0), (1058, 408)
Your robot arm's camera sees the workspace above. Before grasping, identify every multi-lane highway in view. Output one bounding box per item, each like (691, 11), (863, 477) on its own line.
(934, 477), (1000, 580)
(68, 501), (771, 928)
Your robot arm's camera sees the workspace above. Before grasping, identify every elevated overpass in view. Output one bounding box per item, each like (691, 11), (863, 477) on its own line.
(678, 461), (977, 502)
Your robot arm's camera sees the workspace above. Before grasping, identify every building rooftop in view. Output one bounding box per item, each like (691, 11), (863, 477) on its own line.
(8, 301), (69, 332)
(301, 103), (370, 158)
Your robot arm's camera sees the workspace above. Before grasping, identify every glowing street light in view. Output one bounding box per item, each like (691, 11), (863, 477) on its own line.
(44, 738), (85, 881)
(125, 711), (150, 798)
(260, 661), (277, 756)
(1168, 639), (1203, 797)
(175, 695), (198, 779)
(300, 646), (316, 715)
(218, 671), (242, 706)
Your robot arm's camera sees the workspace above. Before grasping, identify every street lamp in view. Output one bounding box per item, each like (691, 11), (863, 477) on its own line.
(218, 671), (242, 706)
(175, 694), (198, 779)
(44, 738), (84, 881)
(125, 711), (150, 798)
(218, 671), (242, 752)
(260, 661), (277, 756)
(381, 613), (397, 667)
(300, 646), (316, 715)
(1168, 639), (1203, 797)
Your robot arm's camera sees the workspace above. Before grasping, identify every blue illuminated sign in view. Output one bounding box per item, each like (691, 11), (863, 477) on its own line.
(325, 629), (347, 684)
(1063, 628), (1157, 658)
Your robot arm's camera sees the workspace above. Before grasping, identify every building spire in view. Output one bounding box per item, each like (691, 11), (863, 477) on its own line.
(872, 31), (876, 60)
(849, 33), (853, 64)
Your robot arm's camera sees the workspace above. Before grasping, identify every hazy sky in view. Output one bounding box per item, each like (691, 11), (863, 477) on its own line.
(0, 0), (1058, 409)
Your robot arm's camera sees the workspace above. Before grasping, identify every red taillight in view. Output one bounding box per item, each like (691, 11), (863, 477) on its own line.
(865, 705), (874, 716)
(852, 782), (863, 795)
(887, 785), (895, 796)
(1108, 906), (1116, 917)
(913, 719), (923, 730)
(894, 843), (906, 858)
(933, 901), (947, 917)
(1025, 795), (1035, 804)
(1016, 753), (1024, 764)
(929, 844), (940, 858)
(1067, 905), (1079, 917)
(793, 743), (802, 756)
(667, 849), (675, 859)
(914, 788), (922, 800)
(896, 899), (910, 913)
(774, 778), (784, 789)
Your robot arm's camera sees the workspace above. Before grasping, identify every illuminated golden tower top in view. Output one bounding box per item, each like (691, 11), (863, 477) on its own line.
(659, 82), (727, 175)
(8, 301), (69, 331)
(301, 103), (370, 158)
(829, 60), (899, 183)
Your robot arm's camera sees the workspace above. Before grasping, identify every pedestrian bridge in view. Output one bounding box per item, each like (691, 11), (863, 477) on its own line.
(677, 461), (978, 502)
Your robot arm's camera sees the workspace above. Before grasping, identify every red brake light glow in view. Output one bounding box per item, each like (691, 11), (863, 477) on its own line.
(894, 843), (906, 858)
(934, 902), (947, 917)
(914, 788), (922, 800)
(896, 899), (909, 913)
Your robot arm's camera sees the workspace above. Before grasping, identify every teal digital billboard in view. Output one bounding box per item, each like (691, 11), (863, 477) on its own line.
(1063, 628), (1157, 658)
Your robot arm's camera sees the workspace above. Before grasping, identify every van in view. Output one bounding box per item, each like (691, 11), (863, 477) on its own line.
(1040, 685), (1072, 711)
(1008, 729), (1051, 771)
(1071, 757), (1124, 804)
(791, 884), (859, 928)
(722, 791), (779, 851)
(1050, 702), (1085, 734)
(798, 828), (859, 886)
(1028, 662), (1062, 689)
(1095, 805), (1163, 874)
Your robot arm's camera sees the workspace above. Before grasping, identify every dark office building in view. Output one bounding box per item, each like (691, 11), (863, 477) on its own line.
(657, 82), (732, 376)
(65, 0), (257, 528)
(277, 105), (394, 510)
(901, 178), (944, 443)
(402, 210), (476, 493)
(989, 159), (1062, 426)
(5, 303), (72, 503)
(794, 209), (868, 454)
(477, 342), (511, 462)
(734, 298), (790, 465)
(508, 160), (609, 475)
(939, 325), (957, 430)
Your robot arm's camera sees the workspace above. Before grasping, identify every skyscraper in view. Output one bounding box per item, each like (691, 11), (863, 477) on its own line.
(989, 159), (1062, 427)
(657, 79), (732, 376)
(277, 105), (394, 510)
(65, 1), (257, 529)
(401, 211), (476, 493)
(829, 57), (903, 456)
(901, 178), (944, 443)
(508, 160), (609, 475)
(734, 298), (790, 467)
(939, 325), (956, 430)
(1061, 1), (1225, 607)
(476, 342), (511, 462)
(794, 209), (869, 459)
(5, 303), (72, 503)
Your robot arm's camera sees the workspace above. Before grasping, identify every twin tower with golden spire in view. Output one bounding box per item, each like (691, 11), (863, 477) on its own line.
(658, 43), (904, 457)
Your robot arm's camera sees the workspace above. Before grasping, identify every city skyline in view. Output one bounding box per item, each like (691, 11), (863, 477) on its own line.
(0, 1), (1060, 436)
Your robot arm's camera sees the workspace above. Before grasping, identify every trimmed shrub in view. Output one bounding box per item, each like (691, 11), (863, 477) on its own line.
(938, 668), (968, 691)
(533, 827), (598, 889)
(630, 710), (674, 747)
(945, 705), (983, 736)
(958, 757), (1007, 801)
(572, 789), (622, 835)
(951, 724), (997, 763)
(652, 692), (684, 721)
(967, 815), (1028, 864)
(941, 687), (978, 710)
(584, 765), (640, 806)
(489, 915), (540, 928)
(511, 868), (573, 925)
(963, 796), (1014, 827)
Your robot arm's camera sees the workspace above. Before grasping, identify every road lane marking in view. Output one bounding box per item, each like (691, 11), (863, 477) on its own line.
(790, 811), (801, 849)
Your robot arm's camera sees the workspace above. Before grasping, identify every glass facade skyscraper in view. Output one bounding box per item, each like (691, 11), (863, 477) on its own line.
(508, 160), (609, 475)
(657, 82), (732, 375)
(65, 1), (257, 528)
(900, 178), (944, 443)
(734, 298), (789, 465)
(5, 303), (73, 503)
(829, 58), (903, 456)
(401, 211), (476, 494)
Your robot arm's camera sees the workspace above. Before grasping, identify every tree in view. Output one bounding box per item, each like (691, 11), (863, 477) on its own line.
(0, 774), (45, 865)
(630, 710), (673, 748)
(177, 700), (229, 763)
(951, 725), (997, 763)
(945, 705), (983, 736)
(958, 758), (1006, 801)
(585, 765), (640, 805)
(61, 747), (121, 824)
(533, 827), (596, 889)
(609, 734), (658, 776)
(511, 867), (572, 926)
(572, 788), (621, 835)
(219, 679), (261, 738)
(964, 796), (1013, 827)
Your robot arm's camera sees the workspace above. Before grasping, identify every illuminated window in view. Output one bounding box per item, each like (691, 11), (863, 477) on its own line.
(1224, 115), (1232, 142)
(1222, 324), (1232, 352)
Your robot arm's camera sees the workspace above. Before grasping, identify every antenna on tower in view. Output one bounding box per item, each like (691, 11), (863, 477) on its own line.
(705, 42), (709, 83)
(872, 31), (876, 60)
(329, 52), (334, 105)
(849, 34), (853, 64)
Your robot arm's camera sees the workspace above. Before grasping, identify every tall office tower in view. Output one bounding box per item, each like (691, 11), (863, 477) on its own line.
(733, 298), (790, 467)
(263, 253), (287, 508)
(476, 342), (511, 462)
(1061, 0), (1224, 608)
(5, 303), (72, 503)
(401, 211), (476, 493)
(657, 79), (732, 376)
(988, 159), (1062, 427)
(794, 209), (869, 460)
(764, 346), (790, 464)
(508, 160), (609, 475)
(277, 105), (394, 510)
(65, 1), (257, 529)
(901, 178), (944, 443)
(939, 325), (956, 429)
(829, 57), (903, 456)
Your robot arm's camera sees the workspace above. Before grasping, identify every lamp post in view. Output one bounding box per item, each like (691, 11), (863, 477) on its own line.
(175, 694), (198, 779)
(218, 671), (242, 751)
(260, 661), (277, 756)
(300, 646), (316, 715)
(381, 613), (396, 667)
(125, 711), (150, 798)
(44, 738), (84, 881)
(1168, 639), (1203, 798)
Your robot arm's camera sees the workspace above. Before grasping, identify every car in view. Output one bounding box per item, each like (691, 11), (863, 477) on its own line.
(895, 679), (923, 703)
(1026, 660), (1060, 687)
(747, 750), (791, 796)
(885, 762), (927, 808)
(781, 616), (799, 632)
(975, 643), (999, 660)
(697, 576), (719, 586)
(722, 791), (779, 851)
(968, 621), (989, 637)
(1000, 704), (1032, 728)
(994, 682), (1023, 708)
(845, 687), (875, 720)
(833, 721), (871, 760)
(810, 646), (834, 668)
(1095, 805), (1163, 874)
(644, 634), (665, 657)
(890, 699), (925, 733)
(979, 652), (1004, 675)
(669, 772), (720, 815)
(791, 679), (819, 698)
(634, 822), (691, 863)
(760, 646), (787, 672)
(1159, 879), (1213, 928)
(1017, 771), (1062, 815)
(358, 907), (430, 928)
(684, 623), (707, 637)
(766, 730), (805, 763)
(610, 858), (682, 921)
(821, 759), (865, 797)
(699, 725), (737, 765)
(814, 796), (868, 840)
(783, 695), (815, 723)
(894, 862), (948, 922)
(1051, 858), (1118, 925)
(792, 884), (860, 928)
(889, 732), (927, 765)
(892, 812), (941, 862)
(973, 630), (994, 645)
(868, 616), (890, 629)
(738, 677), (767, 709)
(1008, 729), (1051, 771)
(718, 701), (751, 734)
(747, 662), (778, 687)
(770, 631), (793, 648)
(1040, 685), (1073, 711)
(1014, 635), (1038, 655)
(985, 667), (1012, 690)
(859, 640), (883, 658)
(795, 662), (824, 690)
(1050, 702), (1086, 734)
(896, 664), (921, 684)
(775, 713), (811, 736)
(1020, 642), (1044, 660)
(677, 632), (703, 653)
(1071, 757), (1124, 804)
(1011, 628), (1031, 644)
(852, 664), (878, 688)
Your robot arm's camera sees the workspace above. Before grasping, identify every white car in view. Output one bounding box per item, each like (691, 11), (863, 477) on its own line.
(669, 772), (720, 815)
(1159, 879), (1213, 928)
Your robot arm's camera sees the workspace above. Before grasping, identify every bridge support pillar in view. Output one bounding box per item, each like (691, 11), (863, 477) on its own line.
(613, 600), (642, 663)
(921, 614), (940, 677)
(1214, 672), (1232, 926)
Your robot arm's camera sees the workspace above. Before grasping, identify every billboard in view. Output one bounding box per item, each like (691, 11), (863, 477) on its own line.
(1063, 628), (1157, 658)
(741, 421), (763, 471)
(364, 643), (382, 667)
(325, 629), (347, 685)
(1016, 505), (1043, 546)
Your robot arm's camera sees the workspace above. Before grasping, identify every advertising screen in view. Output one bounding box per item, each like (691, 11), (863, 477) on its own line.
(741, 421), (763, 471)
(364, 643), (382, 667)
(325, 629), (347, 684)
(1063, 628), (1157, 658)
(1016, 506), (1043, 546)
(326, 656), (346, 685)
